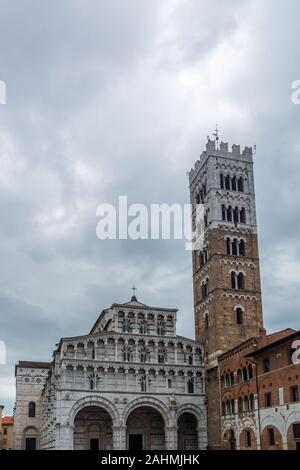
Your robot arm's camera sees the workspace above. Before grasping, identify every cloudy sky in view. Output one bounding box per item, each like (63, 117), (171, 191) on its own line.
(0, 0), (300, 415)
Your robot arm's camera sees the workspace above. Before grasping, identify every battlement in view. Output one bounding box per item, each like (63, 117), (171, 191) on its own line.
(189, 139), (253, 183)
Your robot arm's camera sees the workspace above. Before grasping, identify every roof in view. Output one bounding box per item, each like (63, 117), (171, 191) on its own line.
(247, 329), (300, 357)
(89, 296), (178, 335)
(2, 416), (13, 425)
(16, 361), (51, 369)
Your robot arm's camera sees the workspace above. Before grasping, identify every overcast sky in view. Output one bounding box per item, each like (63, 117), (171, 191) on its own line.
(0, 0), (300, 415)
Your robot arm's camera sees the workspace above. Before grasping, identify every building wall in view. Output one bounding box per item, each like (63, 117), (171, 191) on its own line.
(14, 364), (50, 450)
(1, 421), (14, 449)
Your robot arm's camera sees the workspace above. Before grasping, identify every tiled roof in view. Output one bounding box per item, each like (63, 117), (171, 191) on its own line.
(2, 416), (14, 425)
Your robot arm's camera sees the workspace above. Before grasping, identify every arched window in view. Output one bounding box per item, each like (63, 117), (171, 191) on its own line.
(205, 278), (209, 297)
(140, 347), (150, 363)
(227, 206), (232, 222)
(236, 307), (244, 325)
(222, 402), (226, 415)
(157, 320), (166, 336)
(240, 208), (246, 224)
(139, 320), (149, 335)
(204, 313), (209, 329)
(237, 272), (245, 290)
(187, 379), (194, 394)
(237, 369), (242, 383)
(242, 367), (248, 382)
(28, 401), (36, 418)
(243, 396), (249, 412)
(158, 348), (166, 364)
(249, 394), (254, 411)
(239, 239), (246, 256)
(233, 207), (239, 223)
(225, 175), (231, 190)
(231, 271), (236, 289)
(122, 346), (133, 362)
(122, 319), (132, 333)
(238, 177), (244, 192)
(230, 372), (234, 386)
(248, 364), (253, 379)
(226, 237), (231, 255)
(196, 193), (200, 204)
(220, 173), (224, 189)
(238, 397), (243, 413)
(232, 238), (238, 256)
(231, 176), (236, 191)
(188, 355), (193, 365)
(222, 204), (226, 221)
(231, 399), (235, 414)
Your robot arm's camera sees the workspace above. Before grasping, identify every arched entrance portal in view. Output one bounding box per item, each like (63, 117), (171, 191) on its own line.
(73, 406), (113, 450)
(126, 406), (165, 450)
(177, 413), (198, 450)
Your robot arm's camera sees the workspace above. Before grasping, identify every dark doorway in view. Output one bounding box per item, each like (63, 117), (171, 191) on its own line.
(25, 437), (36, 450)
(296, 441), (300, 451)
(90, 438), (99, 450)
(129, 434), (143, 450)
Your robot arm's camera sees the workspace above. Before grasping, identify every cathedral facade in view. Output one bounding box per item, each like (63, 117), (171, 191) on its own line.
(14, 295), (207, 450)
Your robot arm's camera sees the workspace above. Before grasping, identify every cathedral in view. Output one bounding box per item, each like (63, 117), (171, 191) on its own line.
(14, 136), (300, 450)
(14, 294), (206, 450)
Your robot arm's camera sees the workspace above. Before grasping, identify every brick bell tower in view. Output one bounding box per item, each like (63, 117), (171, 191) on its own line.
(189, 136), (265, 449)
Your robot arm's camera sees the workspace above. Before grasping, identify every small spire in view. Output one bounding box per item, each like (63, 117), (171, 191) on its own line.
(131, 285), (137, 302)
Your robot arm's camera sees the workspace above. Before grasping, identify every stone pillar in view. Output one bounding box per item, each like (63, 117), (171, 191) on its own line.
(118, 424), (127, 450)
(165, 425), (178, 450)
(198, 424), (208, 450)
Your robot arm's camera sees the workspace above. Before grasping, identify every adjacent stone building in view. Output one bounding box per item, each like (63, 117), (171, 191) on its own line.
(14, 295), (207, 450)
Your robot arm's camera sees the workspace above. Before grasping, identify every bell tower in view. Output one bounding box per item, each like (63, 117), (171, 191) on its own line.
(189, 137), (264, 448)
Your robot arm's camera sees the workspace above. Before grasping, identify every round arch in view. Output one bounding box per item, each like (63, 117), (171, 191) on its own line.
(121, 397), (170, 427)
(69, 395), (119, 427)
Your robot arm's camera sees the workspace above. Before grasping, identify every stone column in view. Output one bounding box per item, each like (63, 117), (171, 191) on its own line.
(165, 425), (178, 450)
(118, 424), (127, 450)
(198, 424), (208, 450)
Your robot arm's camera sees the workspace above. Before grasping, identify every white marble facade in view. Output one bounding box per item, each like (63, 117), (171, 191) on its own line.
(15, 295), (207, 450)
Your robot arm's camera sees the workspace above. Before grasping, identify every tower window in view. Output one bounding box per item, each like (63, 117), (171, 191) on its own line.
(233, 207), (239, 223)
(240, 208), (246, 224)
(236, 307), (244, 325)
(232, 238), (238, 256)
(237, 272), (245, 289)
(168, 379), (172, 389)
(226, 237), (231, 255)
(239, 239), (246, 256)
(231, 176), (237, 191)
(204, 313), (209, 329)
(231, 272), (236, 289)
(238, 177), (244, 192)
(225, 175), (231, 190)
(227, 206), (232, 222)
(222, 204), (226, 221)
(220, 173), (224, 189)
(28, 401), (36, 418)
